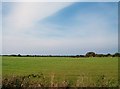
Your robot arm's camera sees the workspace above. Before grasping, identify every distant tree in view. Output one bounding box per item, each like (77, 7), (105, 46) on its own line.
(79, 55), (85, 57)
(26, 55), (29, 57)
(106, 53), (112, 57)
(76, 55), (79, 57)
(86, 52), (96, 57)
(76, 55), (80, 58)
(95, 54), (104, 57)
(10, 54), (17, 57)
(113, 52), (120, 57)
(18, 54), (21, 57)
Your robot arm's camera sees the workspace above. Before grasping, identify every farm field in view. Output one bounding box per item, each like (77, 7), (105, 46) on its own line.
(2, 57), (118, 87)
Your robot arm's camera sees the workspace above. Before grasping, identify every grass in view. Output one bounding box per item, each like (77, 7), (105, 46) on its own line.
(2, 56), (118, 87)
(0, 56), (2, 88)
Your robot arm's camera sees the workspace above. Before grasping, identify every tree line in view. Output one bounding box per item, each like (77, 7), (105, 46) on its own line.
(2, 52), (120, 57)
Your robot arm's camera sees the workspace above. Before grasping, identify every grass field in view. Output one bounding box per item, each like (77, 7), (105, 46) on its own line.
(2, 57), (118, 87)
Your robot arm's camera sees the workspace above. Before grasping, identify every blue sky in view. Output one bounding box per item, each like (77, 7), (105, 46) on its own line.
(2, 2), (118, 55)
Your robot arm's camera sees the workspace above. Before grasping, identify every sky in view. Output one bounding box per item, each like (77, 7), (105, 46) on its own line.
(2, 2), (118, 55)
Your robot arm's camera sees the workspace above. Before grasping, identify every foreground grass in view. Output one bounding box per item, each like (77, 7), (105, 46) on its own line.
(2, 57), (118, 87)
(2, 73), (118, 88)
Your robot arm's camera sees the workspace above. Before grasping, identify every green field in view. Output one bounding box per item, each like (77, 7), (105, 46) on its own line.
(2, 57), (118, 87)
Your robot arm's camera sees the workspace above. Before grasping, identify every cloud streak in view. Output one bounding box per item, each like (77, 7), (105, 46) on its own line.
(3, 2), (72, 32)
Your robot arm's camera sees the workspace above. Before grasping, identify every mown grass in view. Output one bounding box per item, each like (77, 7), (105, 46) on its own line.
(2, 57), (118, 87)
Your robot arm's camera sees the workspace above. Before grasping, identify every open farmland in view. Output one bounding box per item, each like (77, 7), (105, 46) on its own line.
(2, 57), (118, 87)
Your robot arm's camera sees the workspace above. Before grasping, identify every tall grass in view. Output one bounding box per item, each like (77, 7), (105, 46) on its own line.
(2, 73), (118, 89)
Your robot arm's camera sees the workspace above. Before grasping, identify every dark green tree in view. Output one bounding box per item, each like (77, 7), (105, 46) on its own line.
(106, 53), (112, 57)
(86, 52), (96, 57)
(18, 54), (21, 57)
(113, 52), (120, 57)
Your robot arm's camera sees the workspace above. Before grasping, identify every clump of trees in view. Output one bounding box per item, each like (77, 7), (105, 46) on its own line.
(85, 52), (96, 57)
(85, 52), (120, 57)
(2, 52), (120, 57)
(113, 53), (120, 57)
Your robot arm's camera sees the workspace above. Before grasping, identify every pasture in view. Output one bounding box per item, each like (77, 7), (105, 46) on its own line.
(2, 57), (118, 87)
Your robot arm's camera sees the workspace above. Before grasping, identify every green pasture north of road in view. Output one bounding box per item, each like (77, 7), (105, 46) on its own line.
(2, 57), (118, 83)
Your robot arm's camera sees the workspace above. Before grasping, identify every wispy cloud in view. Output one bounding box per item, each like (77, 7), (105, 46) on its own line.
(3, 2), (72, 32)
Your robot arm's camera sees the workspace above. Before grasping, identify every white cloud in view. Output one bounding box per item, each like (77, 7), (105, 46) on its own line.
(2, 2), (73, 54)
(4, 2), (73, 32)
